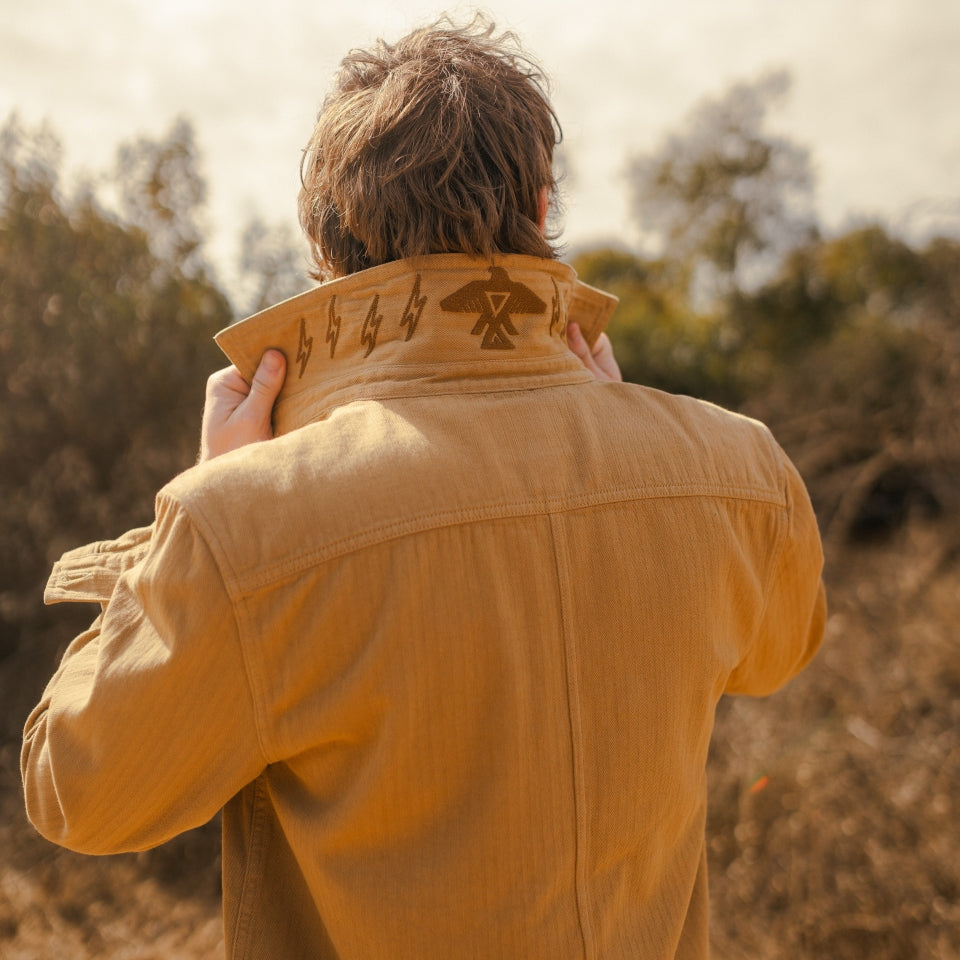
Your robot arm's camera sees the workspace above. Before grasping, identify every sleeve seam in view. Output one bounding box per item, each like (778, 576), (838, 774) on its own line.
(157, 492), (274, 767)
(740, 461), (793, 673)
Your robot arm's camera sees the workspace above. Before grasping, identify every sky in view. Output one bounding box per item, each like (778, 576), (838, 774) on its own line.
(2, 0), (958, 293)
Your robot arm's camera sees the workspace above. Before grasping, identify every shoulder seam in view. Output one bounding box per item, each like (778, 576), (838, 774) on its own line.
(741, 455), (793, 669)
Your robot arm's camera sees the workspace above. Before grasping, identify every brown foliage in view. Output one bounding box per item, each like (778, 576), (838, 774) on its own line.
(708, 522), (960, 958)
(2, 114), (958, 956)
(4, 519), (957, 958)
(0, 119), (231, 737)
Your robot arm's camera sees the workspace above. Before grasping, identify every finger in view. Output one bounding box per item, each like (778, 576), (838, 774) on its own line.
(591, 334), (623, 382)
(241, 350), (287, 419)
(567, 321), (593, 363)
(206, 365), (251, 403)
(568, 322), (602, 377)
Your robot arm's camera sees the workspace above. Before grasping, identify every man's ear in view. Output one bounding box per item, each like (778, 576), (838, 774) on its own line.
(537, 186), (549, 233)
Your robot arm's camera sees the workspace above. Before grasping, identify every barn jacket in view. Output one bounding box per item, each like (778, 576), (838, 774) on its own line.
(23, 253), (826, 960)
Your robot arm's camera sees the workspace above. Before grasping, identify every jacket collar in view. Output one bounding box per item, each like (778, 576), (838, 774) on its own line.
(215, 253), (618, 435)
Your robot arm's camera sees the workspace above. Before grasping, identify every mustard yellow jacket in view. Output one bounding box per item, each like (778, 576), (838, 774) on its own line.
(23, 254), (826, 960)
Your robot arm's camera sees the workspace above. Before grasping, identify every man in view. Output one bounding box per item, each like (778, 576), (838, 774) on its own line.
(23, 17), (825, 960)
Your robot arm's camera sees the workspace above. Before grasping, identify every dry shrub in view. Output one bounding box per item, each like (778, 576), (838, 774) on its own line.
(746, 317), (960, 553)
(707, 522), (960, 958)
(0, 744), (222, 959)
(708, 310), (960, 957)
(7, 518), (957, 958)
(3, 279), (957, 958)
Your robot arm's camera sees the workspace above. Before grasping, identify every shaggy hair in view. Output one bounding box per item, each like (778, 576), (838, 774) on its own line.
(298, 15), (561, 280)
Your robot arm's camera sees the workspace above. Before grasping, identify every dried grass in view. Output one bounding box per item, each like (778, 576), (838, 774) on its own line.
(2, 522), (957, 957)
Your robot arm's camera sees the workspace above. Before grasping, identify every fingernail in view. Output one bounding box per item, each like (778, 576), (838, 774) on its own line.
(261, 350), (284, 373)
(568, 322), (581, 341)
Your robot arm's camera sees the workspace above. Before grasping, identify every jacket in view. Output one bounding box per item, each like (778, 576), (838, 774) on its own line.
(23, 253), (826, 960)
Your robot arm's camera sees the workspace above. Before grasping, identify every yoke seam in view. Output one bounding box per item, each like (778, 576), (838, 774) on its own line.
(208, 484), (785, 597)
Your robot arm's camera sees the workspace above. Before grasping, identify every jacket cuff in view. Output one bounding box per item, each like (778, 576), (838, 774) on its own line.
(44, 525), (154, 605)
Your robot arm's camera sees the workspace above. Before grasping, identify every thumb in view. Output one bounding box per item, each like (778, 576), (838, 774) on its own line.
(244, 349), (286, 416)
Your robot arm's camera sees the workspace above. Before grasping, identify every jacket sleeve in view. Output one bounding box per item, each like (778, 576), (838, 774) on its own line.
(42, 524), (155, 606)
(724, 448), (827, 697)
(21, 494), (268, 855)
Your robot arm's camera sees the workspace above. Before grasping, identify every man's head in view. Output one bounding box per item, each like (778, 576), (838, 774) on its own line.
(298, 16), (561, 280)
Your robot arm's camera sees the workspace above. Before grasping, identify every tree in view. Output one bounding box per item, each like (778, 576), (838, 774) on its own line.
(572, 246), (743, 403)
(237, 216), (310, 316)
(627, 70), (816, 303)
(115, 116), (208, 272)
(727, 223), (945, 364)
(729, 224), (960, 545)
(0, 117), (230, 738)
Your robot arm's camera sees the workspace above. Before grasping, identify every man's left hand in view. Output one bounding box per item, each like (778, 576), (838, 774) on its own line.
(568, 323), (623, 382)
(199, 350), (287, 462)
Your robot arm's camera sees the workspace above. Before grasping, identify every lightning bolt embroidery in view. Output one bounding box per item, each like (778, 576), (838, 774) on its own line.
(360, 294), (383, 358)
(296, 317), (313, 378)
(549, 278), (565, 338)
(399, 274), (427, 342)
(326, 296), (341, 358)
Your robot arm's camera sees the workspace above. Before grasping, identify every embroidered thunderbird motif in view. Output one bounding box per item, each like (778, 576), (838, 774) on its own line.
(439, 266), (546, 349)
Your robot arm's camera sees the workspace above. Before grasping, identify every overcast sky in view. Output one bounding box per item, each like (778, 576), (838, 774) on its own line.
(2, 0), (958, 291)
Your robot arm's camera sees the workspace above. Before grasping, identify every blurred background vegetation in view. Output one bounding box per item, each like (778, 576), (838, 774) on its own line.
(1, 71), (958, 958)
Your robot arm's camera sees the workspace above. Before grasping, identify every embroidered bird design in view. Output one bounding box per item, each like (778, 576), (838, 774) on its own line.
(439, 266), (546, 350)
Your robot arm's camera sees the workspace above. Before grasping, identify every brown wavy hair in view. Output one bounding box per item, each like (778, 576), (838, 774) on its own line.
(298, 15), (561, 280)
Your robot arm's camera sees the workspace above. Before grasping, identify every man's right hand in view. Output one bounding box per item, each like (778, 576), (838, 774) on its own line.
(198, 350), (287, 463)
